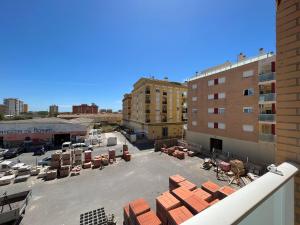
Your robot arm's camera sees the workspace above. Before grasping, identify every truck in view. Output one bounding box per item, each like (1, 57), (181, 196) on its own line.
(0, 189), (32, 224)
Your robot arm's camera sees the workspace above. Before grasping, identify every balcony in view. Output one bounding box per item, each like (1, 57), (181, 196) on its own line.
(145, 109), (150, 113)
(145, 119), (150, 123)
(182, 108), (188, 113)
(259, 133), (276, 142)
(162, 109), (167, 113)
(145, 90), (150, 95)
(162, 101), (167, 104)
(182, 162), (298, 225)
(259, 93), (276, 102)
(259, 114), (276, 122)
(145, 99), (151, 104)
(259, 72), (276, 83)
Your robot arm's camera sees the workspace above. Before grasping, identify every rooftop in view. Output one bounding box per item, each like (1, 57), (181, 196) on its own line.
(188, 52), (275, 82)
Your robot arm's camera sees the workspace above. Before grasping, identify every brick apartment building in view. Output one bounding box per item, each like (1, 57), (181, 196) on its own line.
(72, 103), (98, 114)
(187, 51), (276, 164)
(122, 78), (188, 140)
(276, 0), (300, 224)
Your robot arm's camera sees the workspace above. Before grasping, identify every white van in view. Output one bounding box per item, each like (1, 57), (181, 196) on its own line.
(72, 143), (93, 151)
(62, 142), (72, 152)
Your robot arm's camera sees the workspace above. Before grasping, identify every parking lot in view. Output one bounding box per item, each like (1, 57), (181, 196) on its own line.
(0, 132), (231, 225)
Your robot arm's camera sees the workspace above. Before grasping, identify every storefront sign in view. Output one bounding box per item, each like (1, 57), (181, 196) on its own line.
(0, 128), (53, 135)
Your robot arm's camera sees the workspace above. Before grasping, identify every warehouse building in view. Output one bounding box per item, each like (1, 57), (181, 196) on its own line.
(0, 117), (92, 148)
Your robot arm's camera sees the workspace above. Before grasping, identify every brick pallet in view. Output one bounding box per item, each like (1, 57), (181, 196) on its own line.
(192, 188), (212, 202)
(201, 181), (220, 198)
(108, 149), (116, 162)
(156, 192), (181, 225)
(182, 194), (209, 215)
(136, 210), (161, 225)
(51, 151), (62, 169)
(171, 187), (194, 202)
(45, 170), (57, 180)
(59, 165), (70, 177)
(218, 186), (236, 199)
(80, 207), (108, 225)
(169, 175), (186, 191)
(83, 162), (92, 169)
(178, 180), (197, 191)
(129, 198), (151, 225)
(167, 206), (193, 225)
(84, 150), (92, 163)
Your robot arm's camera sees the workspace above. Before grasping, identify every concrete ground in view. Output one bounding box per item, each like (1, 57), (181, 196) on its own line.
(0, 132), (234, 225)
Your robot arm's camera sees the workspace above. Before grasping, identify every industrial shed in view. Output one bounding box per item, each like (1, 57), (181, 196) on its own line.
(0, 118), (93, 148)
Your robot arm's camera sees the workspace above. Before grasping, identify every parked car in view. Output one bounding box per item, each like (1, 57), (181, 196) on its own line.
(0, 148), (8, 157)
(62, 142), (72, 152)
(33, 146), (45, 156)
(38, 156), (52, 166)
(72, 143), (93, 151)
(3, 148), (19, 159)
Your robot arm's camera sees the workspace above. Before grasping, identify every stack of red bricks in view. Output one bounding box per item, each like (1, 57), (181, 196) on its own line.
(108, 149), (116, 163)
(61, 151), (71, 166)
(51, 151), (61, 169)
(92, 155), (102, 168)
(123, 175), (237, 225)
(124, 198), (161, 225)
(83, 150), (92, 169)
(161, 146), (194, 160)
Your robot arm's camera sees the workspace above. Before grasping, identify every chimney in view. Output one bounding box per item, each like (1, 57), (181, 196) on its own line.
(238, 53), (247, 62)
(259, 48), (265, 55)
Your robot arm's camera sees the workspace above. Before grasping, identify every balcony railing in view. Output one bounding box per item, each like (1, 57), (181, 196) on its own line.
(162, 101), (167, 104)
(145, 99), (151, 104)
(259, 114), (276, 122)
(259, 72), (276, 82)
(145, 90), (150, 94)
(259, 133), (276, 142)
(162, 110), (167, 113)
(259, 93), (276, 102)
(182, 162), (298, 225)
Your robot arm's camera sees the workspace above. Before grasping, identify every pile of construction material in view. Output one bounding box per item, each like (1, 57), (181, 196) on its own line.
(14, 165), (32, 183)
(124, 175), (236, 225)
(74, 149), (83, 166)
(123, 145), (132, 162)
(108, 149), (116, 164)
(46, 170), (57, 180)
(51, 151), (62, 169)
(160, 146), (195, 160)
(80, 207), (108, 225)
(83, 150), (92, 169)
(124, 198), (161, 225)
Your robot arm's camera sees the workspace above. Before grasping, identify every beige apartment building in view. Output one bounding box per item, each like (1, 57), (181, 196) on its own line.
(187, 51), (276, 164)
(122, 78), (188, 140)
(276, 0), (300, 224)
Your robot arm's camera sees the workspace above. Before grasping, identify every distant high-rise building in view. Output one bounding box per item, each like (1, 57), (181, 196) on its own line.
(49, 105), (59, 116)
(72, 103), (98, 114)
(3, 98), (26, 116)
(23, 104), (29, 113)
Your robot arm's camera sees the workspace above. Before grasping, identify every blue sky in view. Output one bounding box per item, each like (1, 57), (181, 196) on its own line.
(0, 0), (275, 112)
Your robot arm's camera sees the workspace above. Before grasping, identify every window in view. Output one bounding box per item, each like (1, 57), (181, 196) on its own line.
(162, 127), (168, 137)
(243, 125), (254, 132)
(243, 107), (253, 113)
(219, 108), (225, 114)
(192, 109), (198, 113)
(219, 77), (226, 84)
(219, 123), (225, 129)
(208, 94), (214, 100)
(155, 89), (160, 93)
(192, 84), (197, 89)
(214, 93), (218, 99)
(214, 78), (218, 85)
(192, 121), (197, 126)
(208, 122), (214, 128)
(192, 96), (197, 101)
(208, 80), (214, 86)
(208, 108), (214, 114)
(243, 70), (254, 78)
(219, 92), (226, 99)
(244, 88), (254, 96)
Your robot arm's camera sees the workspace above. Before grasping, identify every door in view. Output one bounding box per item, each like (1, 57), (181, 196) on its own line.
(0, 137), (3, 148)
(162, 127), (168, 138)
(210, 138), (223, 153)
